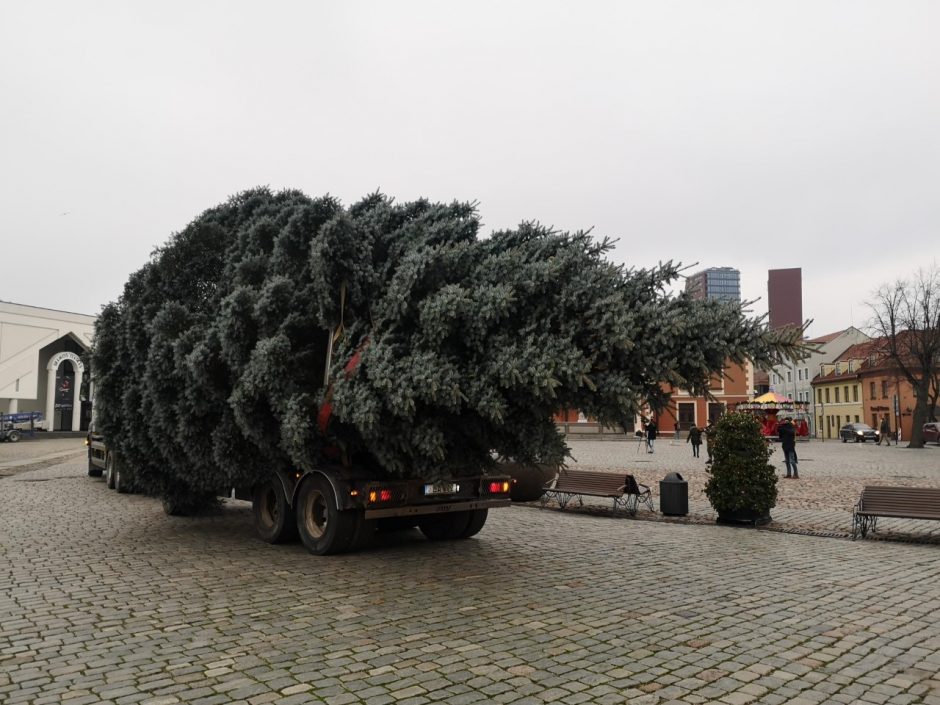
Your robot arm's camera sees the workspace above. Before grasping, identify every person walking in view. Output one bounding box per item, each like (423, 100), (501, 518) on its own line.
(704, 422), (714, 464)
(687, 425), (702, 458)
(778, 416), (799, 479)
(645, 419), (658, 454)
(879, 416), (892, 446)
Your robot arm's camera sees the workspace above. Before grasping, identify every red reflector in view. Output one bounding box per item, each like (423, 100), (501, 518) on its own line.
(379, 489), (393, 502)
(488, 481), (510, 494)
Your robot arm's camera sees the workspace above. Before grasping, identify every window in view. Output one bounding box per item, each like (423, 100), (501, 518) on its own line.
(825, 388), (830, 403)
(852, 385), (858, 402)
(854, 415), (860, 422)
(870, 382), (876, 399)
(835, 387), (840, 403)
(816, 389), (822, 403)
(707, 402), (725, 424)
(798, 369), (802, 381)
(787, 371), (792, 383)
(844, 386), (849, 403)
(804, 367), (808, 380)
(882, 381), (888, 399)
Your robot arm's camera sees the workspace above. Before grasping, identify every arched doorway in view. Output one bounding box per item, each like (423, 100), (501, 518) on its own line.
(45, 351), (85, 432)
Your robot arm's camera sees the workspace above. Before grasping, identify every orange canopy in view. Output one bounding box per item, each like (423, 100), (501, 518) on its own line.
(752, 391), (793, 404)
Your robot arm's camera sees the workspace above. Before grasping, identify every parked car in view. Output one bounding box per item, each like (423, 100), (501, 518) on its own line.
(923, 422), (940, 444)
(839, 423), (880, 443)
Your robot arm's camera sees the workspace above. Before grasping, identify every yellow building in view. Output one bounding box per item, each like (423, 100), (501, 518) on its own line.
(811, 343), (870, 439)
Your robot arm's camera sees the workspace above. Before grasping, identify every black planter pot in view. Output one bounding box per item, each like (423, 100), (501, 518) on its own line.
(716, 508), (772, 526)
(500, 463), (557, 502)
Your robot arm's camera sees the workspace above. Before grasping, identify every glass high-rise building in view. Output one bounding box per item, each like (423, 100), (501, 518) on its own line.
(685, 267), (741, 302)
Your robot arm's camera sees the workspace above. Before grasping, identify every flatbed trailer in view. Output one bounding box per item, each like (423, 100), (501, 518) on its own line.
(87, 433), (511, 554)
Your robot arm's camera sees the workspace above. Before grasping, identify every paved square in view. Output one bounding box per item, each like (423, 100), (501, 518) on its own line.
(1, 440), (939, 704)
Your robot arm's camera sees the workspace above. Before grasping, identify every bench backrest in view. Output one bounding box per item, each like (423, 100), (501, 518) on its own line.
(551, 470), (646, 495)
(860, 485), (940, 519)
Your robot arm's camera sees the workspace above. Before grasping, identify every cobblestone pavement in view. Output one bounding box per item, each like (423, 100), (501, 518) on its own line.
(2, 455), (940, 704)
(561, 438), (940, 542)
(0, 437), (86, 477)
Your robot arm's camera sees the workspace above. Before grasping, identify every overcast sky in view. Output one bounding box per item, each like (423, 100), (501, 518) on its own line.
(1, 1), (936, 338)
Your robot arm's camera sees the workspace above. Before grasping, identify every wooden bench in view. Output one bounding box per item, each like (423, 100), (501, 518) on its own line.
(541, 470), (654, 516)
(852, 486), (940, 539)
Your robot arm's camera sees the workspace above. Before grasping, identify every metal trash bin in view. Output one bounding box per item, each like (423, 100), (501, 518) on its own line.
(659, 472), (688, 516)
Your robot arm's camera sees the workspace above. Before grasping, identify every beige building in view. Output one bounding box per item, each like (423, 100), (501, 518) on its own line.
(810, 341), (877, 440)
(0, 301), (96, 431)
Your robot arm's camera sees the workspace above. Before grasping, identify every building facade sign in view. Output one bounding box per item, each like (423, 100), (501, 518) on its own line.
(47, 351), (85, 372)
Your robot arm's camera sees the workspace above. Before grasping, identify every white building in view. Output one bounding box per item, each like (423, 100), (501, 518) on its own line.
(768, 326), (870, 436)
(0, 301), (96, 431)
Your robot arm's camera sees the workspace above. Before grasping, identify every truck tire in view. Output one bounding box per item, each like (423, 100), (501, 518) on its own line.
(89, 456), (103, 478)
(349, 516), (376, 552)
(377, 517), (417, 533)
(114, 462), (130, 494)
(418, 511), (472, 541)
(6, 430), (20, 443)
(252, 478), (297, 544)
(295, 475), (358, 555)
(459, 509), (489, 538)
(104, 454), (116, 488)
(161, 493), (213, 516)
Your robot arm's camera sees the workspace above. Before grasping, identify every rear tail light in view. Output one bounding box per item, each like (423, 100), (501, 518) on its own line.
(367, 488), (395, 503)
(488, 481), (511, 494)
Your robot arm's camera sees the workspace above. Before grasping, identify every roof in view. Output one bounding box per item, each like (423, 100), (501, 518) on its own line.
(835, 340), (880, 362)
(807, 329), (847, 344)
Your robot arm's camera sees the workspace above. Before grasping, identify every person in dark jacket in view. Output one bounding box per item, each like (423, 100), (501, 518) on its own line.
(704, 422), (714, 463)
(778, 416), (798, 478)
(879, 416), (892, 446)
(687, 425), (702, 457)
(645, 419), (658, 453)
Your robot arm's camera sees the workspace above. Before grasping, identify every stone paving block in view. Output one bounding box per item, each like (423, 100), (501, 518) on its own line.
(3, 448), (940, 705)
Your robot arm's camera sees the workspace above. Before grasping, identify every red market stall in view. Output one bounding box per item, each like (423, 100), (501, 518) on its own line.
(734, 392), (810, 438)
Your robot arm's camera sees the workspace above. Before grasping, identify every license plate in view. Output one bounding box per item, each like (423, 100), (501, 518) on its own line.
(424, 482), (459, 495)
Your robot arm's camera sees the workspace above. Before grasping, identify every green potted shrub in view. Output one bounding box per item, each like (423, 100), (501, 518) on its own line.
(704, 412), (777, 525)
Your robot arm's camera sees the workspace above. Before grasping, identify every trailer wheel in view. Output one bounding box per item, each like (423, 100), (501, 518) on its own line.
(161, 493), (212, 516)
(295, 475), (358, 555)
(104, 454), (116, 488)
(459, 509), (489, 538)
(349, 516), (376, 552)
(418, 511), (472, 541)
(114, 462), (130, 494)
(252, 478), (297, 544)
(377, 517), (417, 533)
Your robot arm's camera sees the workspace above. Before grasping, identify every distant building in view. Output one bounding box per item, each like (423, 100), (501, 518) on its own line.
(0, 301), (96, 431)
(659, 360), (753, 435)
(769, 327), (869, 437)
(810, 338), (921, 440)
(768, 268), (803, 330)
(685, 267), (741, 302)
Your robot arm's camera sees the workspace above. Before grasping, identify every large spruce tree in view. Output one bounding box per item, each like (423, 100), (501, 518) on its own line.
(93, 188), (804, 506)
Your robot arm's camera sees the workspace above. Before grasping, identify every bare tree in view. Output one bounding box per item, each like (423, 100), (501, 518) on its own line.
(869, 265), (940, 448)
